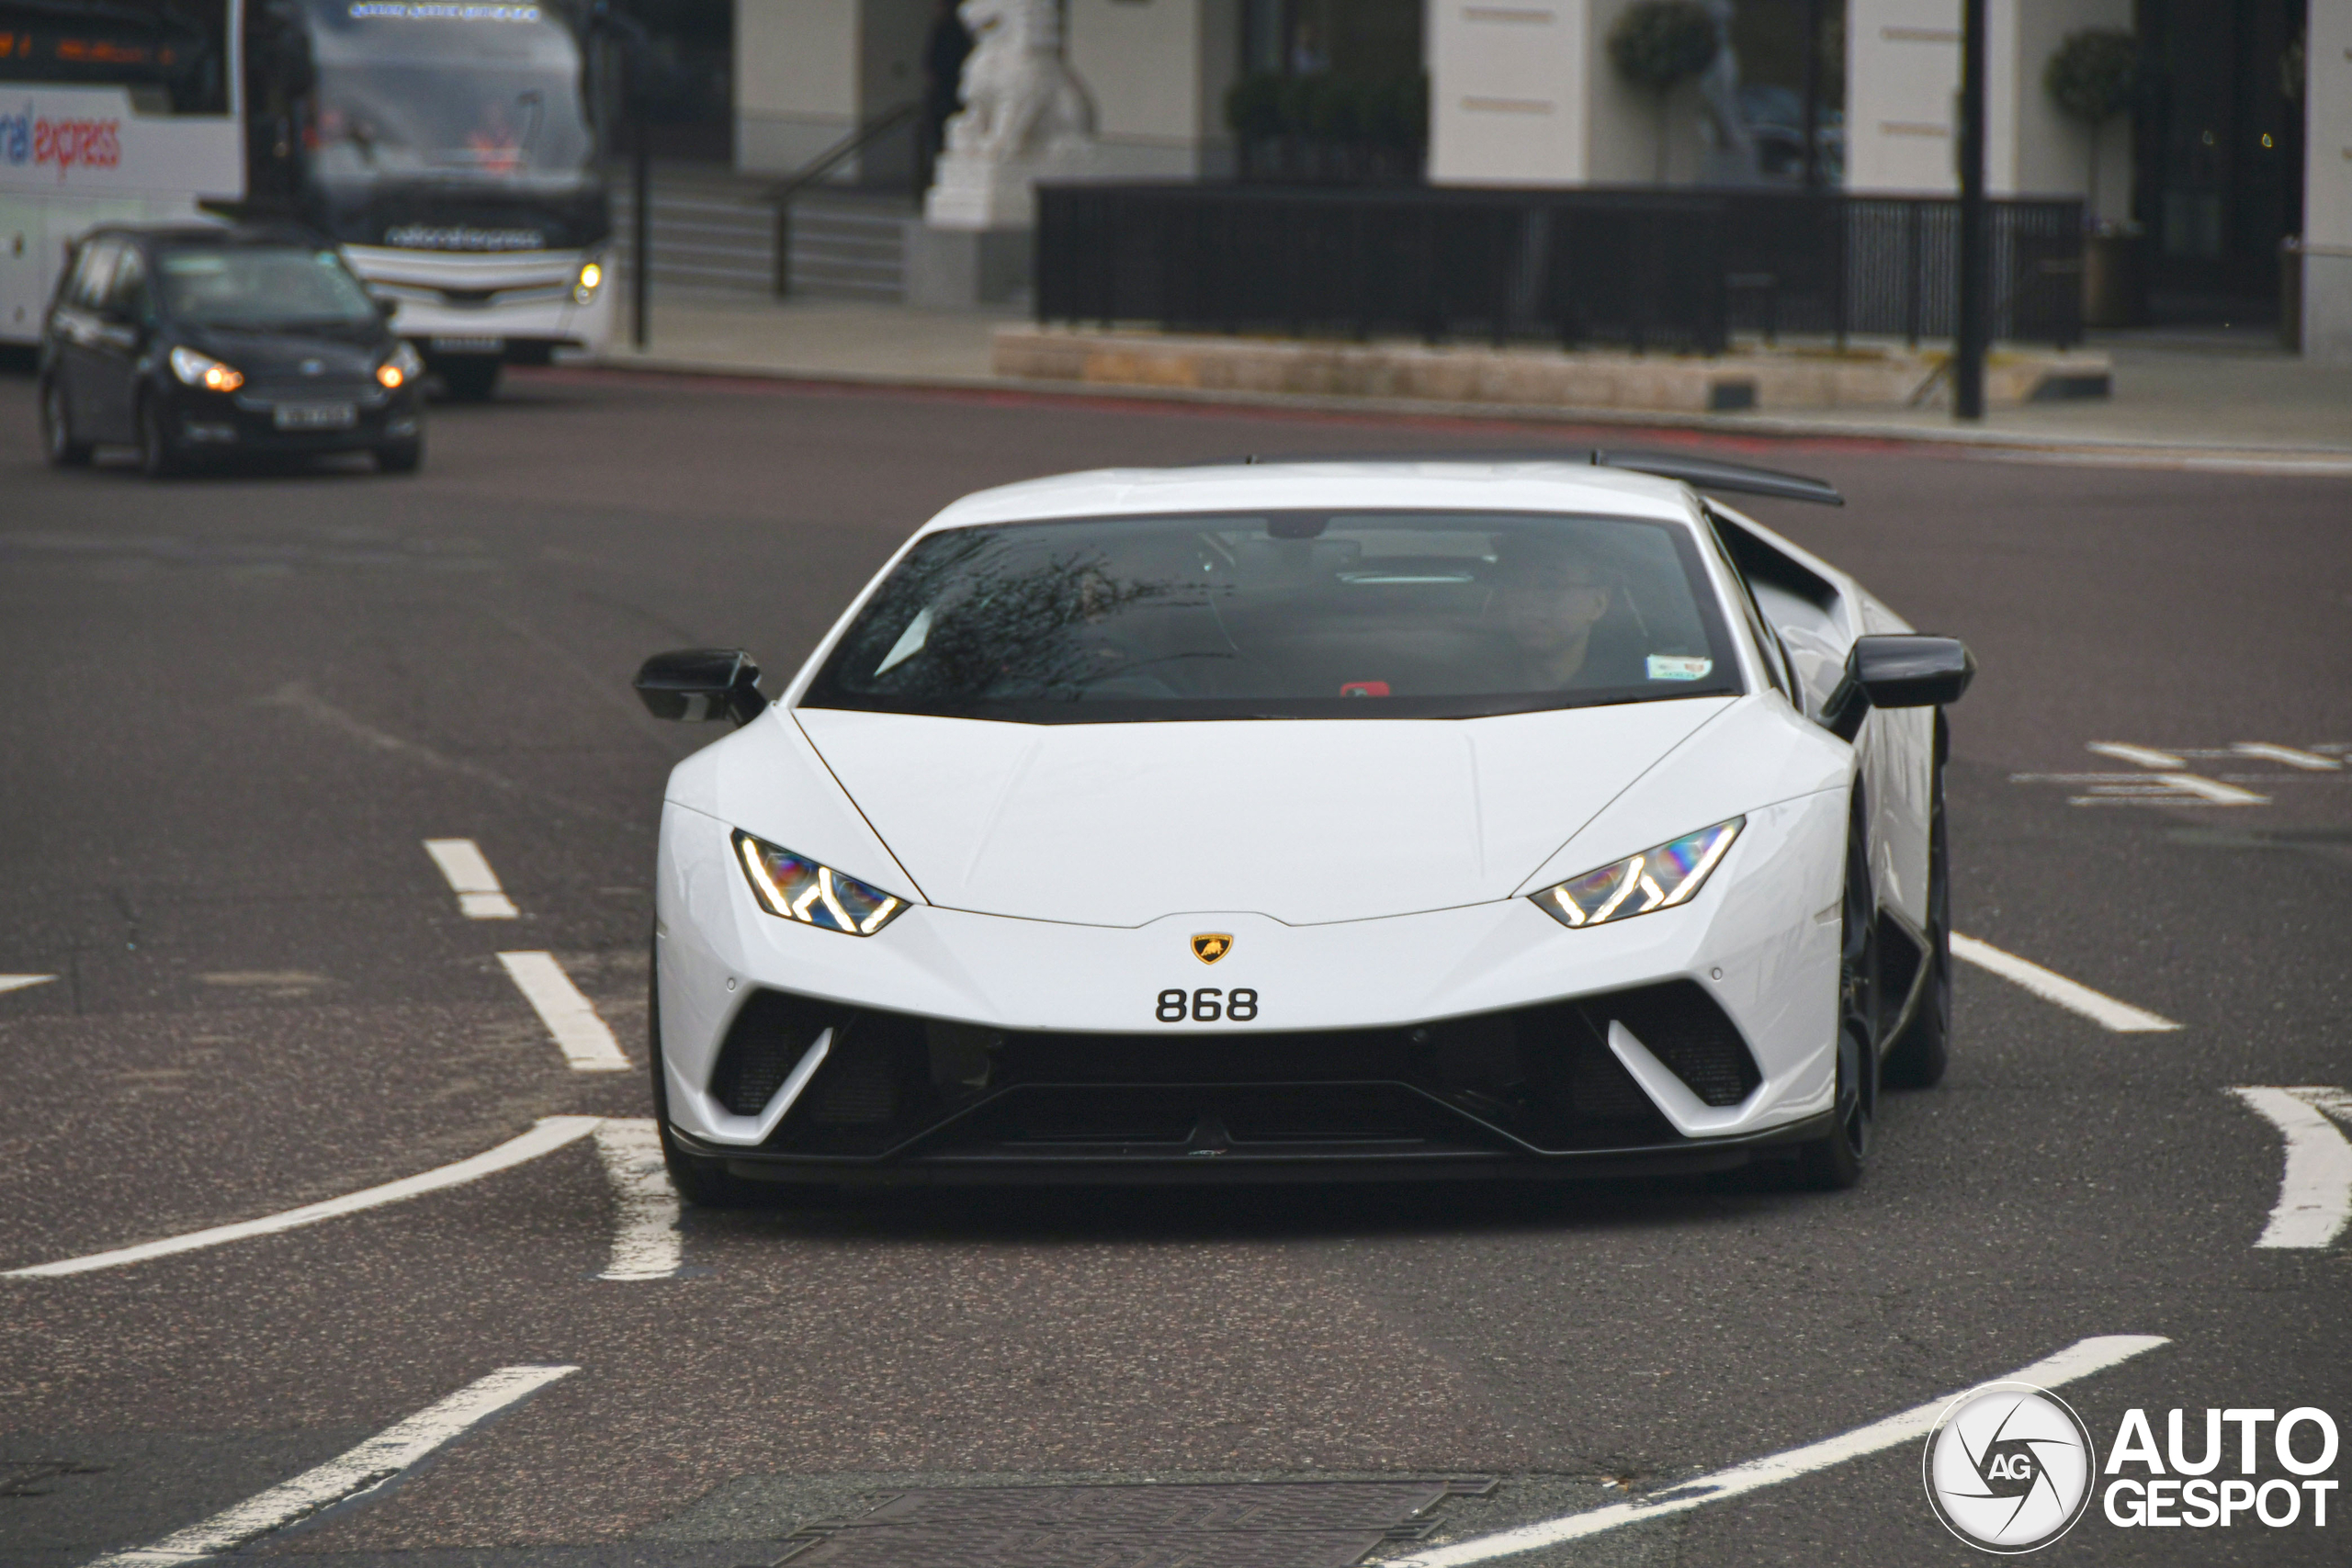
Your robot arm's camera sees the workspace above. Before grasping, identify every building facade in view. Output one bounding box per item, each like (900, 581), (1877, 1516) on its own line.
(729, 0), (2344, 348)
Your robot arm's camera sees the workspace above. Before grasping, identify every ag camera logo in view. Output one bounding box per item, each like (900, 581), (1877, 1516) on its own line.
(1923, 1382), (2096, 1553)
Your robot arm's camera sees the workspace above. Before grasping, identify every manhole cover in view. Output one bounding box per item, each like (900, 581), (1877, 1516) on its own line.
(773, 1479), (1495, 1568)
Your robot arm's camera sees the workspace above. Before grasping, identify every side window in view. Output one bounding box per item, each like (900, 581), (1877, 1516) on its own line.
(106, 248), (153, 321)
(68, 241), (120, 310)
(1705, 516), (1796, 701)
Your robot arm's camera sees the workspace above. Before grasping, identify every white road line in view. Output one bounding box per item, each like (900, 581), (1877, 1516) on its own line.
(1386, 1336), (2170, 1567)
(2150, 772), (2268, 805)
(3, 1117), (603, 1280)
(84, 1365), (576, 1566)
(1950, 933), (2181, 1032)
(592, 1120), (684, 1280)
(2233, 1088), (2352, 1249)
(0, 974), (57, 996)
(2232, 742), (2342, 771)
(422, 838), (519, 919)
(2087, 741), (2185, 768)
(497, 953), (631, 1073)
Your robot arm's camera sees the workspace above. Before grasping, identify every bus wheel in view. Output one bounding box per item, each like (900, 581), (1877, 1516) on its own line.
(435, 359), (501, 402)
(42, 380), (92, 468)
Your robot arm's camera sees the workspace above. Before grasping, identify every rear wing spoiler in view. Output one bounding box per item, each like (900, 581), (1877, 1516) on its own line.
(1209, 448), (1845, 507)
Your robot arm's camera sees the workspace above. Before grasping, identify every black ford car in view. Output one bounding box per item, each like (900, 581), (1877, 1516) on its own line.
(40, 225), (425, 477)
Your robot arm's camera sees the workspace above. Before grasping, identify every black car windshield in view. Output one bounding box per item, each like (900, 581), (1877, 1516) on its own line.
(802, 510), (1744, 723)
(156, 246), (380, 328)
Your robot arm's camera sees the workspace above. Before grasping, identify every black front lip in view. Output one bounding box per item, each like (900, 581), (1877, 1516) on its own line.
(160, 380), (419, 449)
(674, 1105), (1836, 1188)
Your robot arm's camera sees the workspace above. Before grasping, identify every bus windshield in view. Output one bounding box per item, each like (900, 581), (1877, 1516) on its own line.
(302, 1), (596, 188)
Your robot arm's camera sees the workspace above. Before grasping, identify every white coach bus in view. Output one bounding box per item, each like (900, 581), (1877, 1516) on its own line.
(1, 0), (613, 399)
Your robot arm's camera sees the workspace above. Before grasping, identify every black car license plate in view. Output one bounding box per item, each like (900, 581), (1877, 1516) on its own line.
(274, 402), (356, 431)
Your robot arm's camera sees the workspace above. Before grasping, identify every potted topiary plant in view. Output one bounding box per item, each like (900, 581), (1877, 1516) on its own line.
(1608, 0), (1719, 184)
(2045, 28), (2144, 326)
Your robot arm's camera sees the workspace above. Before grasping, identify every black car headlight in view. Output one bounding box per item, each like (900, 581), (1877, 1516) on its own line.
(377, 341), (424, 390)
(168, 345), (243, 392)
(733, 829), (910, 935)
(1529, 818), (1743, 929)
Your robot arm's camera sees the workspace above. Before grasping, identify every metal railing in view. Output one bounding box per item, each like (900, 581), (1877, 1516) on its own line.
(771, 101), (922, 298)
(1035, 185), (2084, 353)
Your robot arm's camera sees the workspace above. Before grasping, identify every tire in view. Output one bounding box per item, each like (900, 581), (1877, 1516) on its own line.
(1883, 716), (1951, 1089)
(1798, 800), (1880, 1190)
(137, 395), (182, 479)
(41, 378), (92, 467)
(435, 357), (501, 402)
(376, 438), (423, 474)
(648, 935), (761, 1208)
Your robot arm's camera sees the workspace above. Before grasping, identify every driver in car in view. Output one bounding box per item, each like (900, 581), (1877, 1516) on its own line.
(1493, 530), (1644, 690)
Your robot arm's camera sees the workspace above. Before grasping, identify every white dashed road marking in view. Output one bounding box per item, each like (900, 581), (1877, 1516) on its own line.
(1951, 934), (2182, 1032)
(1385, 1336), (2170, 1566)
(83, 1364), (577, 1566)
(3, 1117), (604, 1279)
(2231, 742), (2342, 771)
(422, 838), (519, 919)
(0, 974), (57, 996)
(2233, 1088), (2352, 1249)
(2086, 741), (2185, 768)
(497, 952), (631, 1072)
(591, 1119), (684, 1280)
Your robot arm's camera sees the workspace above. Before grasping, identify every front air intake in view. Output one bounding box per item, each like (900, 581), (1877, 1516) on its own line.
(1581, 981), (1762, 1108)
(708, 991), (841, 1116)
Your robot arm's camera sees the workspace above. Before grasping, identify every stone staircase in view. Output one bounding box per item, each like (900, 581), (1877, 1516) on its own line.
(608, 164), (915, 302)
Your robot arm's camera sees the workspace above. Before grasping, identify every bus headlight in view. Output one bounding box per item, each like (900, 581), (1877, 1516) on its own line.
(573, 257), (604, 303)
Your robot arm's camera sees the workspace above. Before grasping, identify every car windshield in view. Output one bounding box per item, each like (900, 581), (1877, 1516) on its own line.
(802, 510), (1743, 723)
(155, 247), (380, 328)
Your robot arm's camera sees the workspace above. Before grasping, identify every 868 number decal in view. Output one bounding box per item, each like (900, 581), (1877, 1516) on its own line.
(1156, 987), (1258, 1023)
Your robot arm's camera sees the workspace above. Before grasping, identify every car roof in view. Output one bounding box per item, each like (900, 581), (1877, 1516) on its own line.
(88, 222), (334, 253)
(917, 459), (1704, 535)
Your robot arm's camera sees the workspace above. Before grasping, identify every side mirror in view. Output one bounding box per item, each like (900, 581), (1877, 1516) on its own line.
(1820, 635), (1974, 741)
(634, 649), (767, 725)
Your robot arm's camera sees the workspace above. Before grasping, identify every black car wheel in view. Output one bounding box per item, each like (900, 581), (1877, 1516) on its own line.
(138, 395), (183, 479)
(1798, 799), (1880, 1190)
(41, 379), (92, 468)
(648, 935), (760, 1209)
(1883, 716), (1951, 1089)
(435, 358), (501, 402)
(376, 437), (424, 474)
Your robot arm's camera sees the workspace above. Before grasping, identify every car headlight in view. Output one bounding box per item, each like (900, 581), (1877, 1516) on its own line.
(377, 340), (424, 389)
(1529, 818), (1743, 929)
(572, 257), (604, 303)
(169, 345), (243, 392)
(733, 830), (910, 936)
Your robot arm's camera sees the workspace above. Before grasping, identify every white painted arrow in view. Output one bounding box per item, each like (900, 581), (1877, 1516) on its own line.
(0, 975), (57, 997)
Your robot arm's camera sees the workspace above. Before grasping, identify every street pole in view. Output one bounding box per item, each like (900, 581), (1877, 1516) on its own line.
(1800, 0), (1821, 191)
(1954, 0), (1986, 420)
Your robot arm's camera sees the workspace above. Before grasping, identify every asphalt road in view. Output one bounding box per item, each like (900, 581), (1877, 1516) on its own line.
(1, 365), (2346, 1568)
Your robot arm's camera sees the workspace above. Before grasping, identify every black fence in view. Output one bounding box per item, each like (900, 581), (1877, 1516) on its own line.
(1035, 185), (2084, 354)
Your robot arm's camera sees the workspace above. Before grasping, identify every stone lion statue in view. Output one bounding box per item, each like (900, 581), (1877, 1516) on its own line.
(945, 0), (1096, 164)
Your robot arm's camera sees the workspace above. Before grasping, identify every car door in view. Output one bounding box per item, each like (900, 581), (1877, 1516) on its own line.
(85, 244), (154, 442)
(50, 239), (120, 435)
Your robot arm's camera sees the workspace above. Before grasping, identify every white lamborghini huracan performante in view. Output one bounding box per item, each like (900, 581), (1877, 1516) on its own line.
(633, 453), (1973, 1202)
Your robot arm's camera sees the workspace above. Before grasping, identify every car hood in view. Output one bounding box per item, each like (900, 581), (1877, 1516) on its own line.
(177, 324), (385, 378)
(794, 700), (1736, 927)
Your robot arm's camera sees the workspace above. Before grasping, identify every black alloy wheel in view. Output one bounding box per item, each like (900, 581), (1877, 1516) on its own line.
(1883, 716), (1951, 1088)
(1799, 800), (1880, 1190)
(137, 394), (182, 479)
(648, 934), (759, 1208)
(41, 379), (92, 467)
